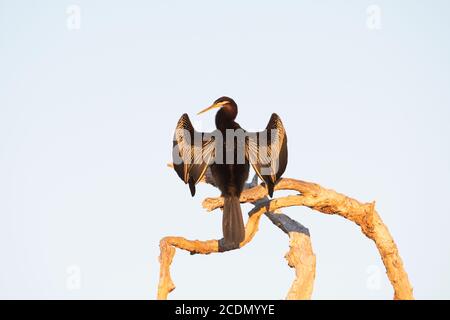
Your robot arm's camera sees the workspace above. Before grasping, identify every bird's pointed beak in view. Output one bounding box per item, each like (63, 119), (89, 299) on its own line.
(197, 103), (220, 115)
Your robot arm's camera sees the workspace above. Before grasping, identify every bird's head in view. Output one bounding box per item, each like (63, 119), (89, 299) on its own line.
(197, 96), (237, 116)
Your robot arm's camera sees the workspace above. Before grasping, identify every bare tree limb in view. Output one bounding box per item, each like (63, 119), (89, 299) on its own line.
(158, 170), (316, 300)
(203, 178), (414, 300)
(160, 165), (413, 300)
(157, 208), (316, 300)
(157, 205), (267, 299)
(266, 212), (316, 300)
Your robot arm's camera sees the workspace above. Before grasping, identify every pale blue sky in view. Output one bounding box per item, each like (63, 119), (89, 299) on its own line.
(1, 0), (450, 299)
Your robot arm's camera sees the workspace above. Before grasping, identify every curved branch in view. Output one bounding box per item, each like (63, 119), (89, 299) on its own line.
(157, 204), (267, 300)
(203, 178), (414, 300)
(157, 208), (316, 300)
(266, 212), (316, 300)
(158, 171), (316, 300)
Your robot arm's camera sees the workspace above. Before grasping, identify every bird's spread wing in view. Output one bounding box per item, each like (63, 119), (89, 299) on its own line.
(172, 114), (215, 196)
(245, 113), (288, 197)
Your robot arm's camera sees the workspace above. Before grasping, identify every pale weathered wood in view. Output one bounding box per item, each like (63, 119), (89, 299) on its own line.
(266, 212), (316, 300)
(159, 168), (413, 300)
(157, 206), (272, 299)
(158, 171), (316, 300)
(203, 178), (414, 300)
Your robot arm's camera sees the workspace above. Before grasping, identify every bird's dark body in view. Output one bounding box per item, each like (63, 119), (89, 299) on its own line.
(210, 149), (249, 247)
(172, 96), (288, 247)
(210, 104), (249, 245)
(211, 116), (250, 197)
(210, 162), (249, 197)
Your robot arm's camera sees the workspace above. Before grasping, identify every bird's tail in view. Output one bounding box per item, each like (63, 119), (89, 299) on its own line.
(223, 196), (245, 246)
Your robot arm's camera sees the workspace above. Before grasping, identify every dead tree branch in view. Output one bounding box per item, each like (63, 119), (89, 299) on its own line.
(266, 212), (316, 299)
(202, 178), (414, 300)
(158, 170), (316, 300)
(157, 199), (316, 299)
(159, 167), (413, 300)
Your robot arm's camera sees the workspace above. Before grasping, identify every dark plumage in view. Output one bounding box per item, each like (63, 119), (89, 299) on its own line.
(172, 97), (288, 247)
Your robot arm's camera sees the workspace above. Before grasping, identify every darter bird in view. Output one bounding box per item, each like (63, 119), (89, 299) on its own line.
(172, 97), (288, 247)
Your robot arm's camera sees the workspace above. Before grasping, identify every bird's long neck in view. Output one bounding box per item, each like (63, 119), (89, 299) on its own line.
(216, 105), (238, 131)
